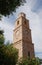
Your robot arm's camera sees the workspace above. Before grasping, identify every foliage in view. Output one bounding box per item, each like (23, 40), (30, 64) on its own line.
(0, 14), (2, 20)
(0, 30), (5, 44)
(0, 0), (26, 17)
(0, 29), (18, 65)
(17, 57), (31, 65)
(40, 59), (42, 64)
(5, 43), (18, 65)
(0, 42), (18, 65)
(17, 57), (40, 65)
(31, 57), (40, 65)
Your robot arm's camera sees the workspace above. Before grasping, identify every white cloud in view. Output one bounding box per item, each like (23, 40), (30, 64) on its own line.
(0, 17), (14, 43)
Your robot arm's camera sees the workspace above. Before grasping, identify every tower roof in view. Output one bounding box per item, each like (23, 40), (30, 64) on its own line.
(18, 12), (26, 18)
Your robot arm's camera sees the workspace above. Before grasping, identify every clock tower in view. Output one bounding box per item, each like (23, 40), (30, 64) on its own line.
(13, 12), (35, 59)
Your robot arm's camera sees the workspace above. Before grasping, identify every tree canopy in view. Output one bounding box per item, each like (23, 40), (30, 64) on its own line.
(0, 29), (18, 65)
(0, 29), (5, 44)
(0, 0), (26, 17)
(0, 43), (18, 65)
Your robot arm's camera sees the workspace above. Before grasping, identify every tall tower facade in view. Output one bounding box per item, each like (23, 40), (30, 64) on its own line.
(13, 12), (35, 59)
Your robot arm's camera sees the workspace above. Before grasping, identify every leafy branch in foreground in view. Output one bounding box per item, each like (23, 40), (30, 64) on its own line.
(0, 0), (26, 17)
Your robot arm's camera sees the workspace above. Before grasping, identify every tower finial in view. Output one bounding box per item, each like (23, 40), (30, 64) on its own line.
(18, 12), (26, 18)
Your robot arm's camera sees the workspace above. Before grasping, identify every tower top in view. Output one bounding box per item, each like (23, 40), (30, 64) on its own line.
(18, 12), (26, 18)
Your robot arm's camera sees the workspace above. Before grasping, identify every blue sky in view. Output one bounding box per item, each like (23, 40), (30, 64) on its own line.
(32, 0), (42, 12)
(0, 0), (42, 58)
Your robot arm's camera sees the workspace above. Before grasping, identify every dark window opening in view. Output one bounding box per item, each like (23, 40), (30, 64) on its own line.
(24, 21), (26, 24)
(28, 51), (30, 58)
(17, 21), (19, 25)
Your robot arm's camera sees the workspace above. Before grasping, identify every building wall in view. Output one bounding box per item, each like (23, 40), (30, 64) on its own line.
(13, 40), (23, 59)
(13, 26), (22, 43)
(22, 40), (35, 58)
(13, 13), (35, 59)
